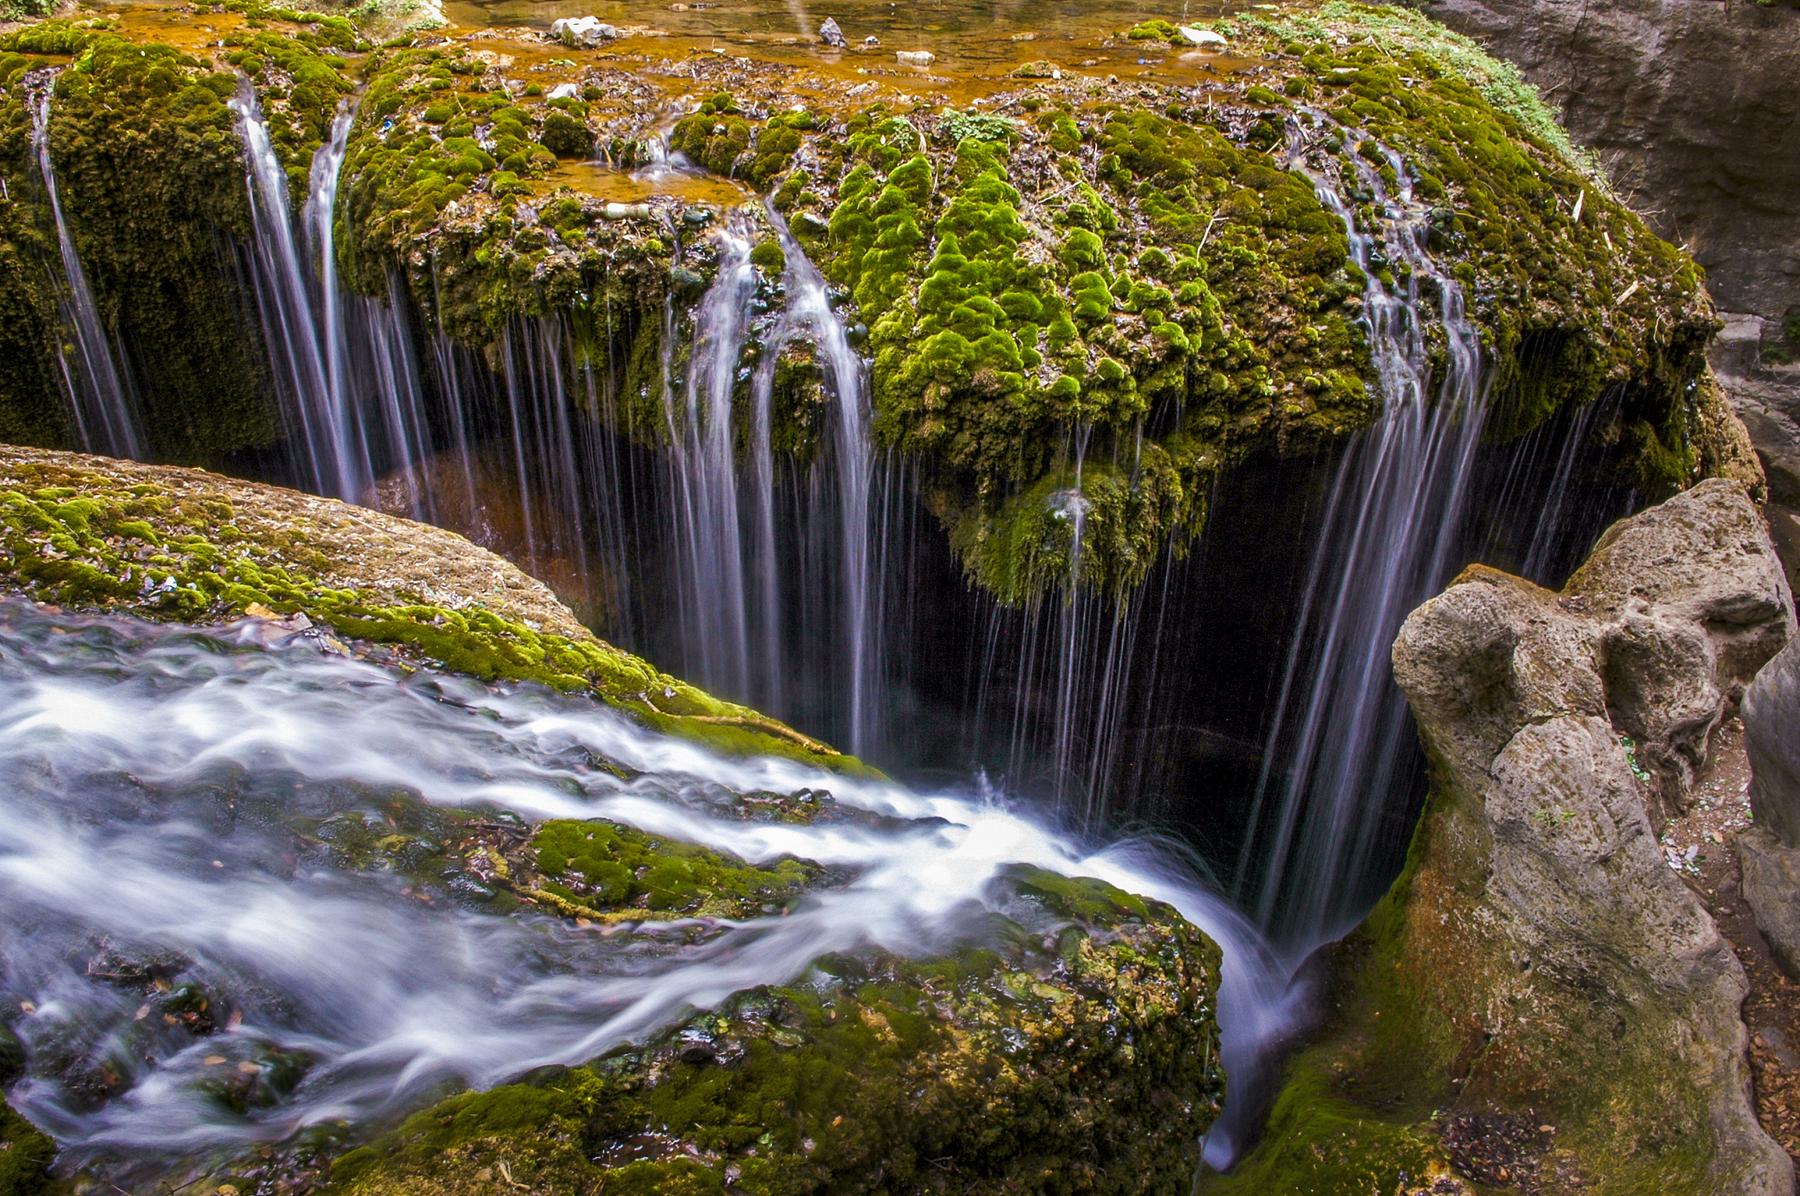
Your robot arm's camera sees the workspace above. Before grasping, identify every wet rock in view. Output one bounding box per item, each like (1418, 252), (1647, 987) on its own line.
(1178, 25), (1226, 49)
(545, 82), (580, 101)
(549, 16), (619, 48)
(1745, 636), (1800, 847)
(817, 16), (845, 47)
(895, 49), (935, 65)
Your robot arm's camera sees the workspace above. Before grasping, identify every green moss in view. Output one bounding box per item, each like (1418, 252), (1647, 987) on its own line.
(0, 1101), (53, 1196)
(530, 819), (816, 916)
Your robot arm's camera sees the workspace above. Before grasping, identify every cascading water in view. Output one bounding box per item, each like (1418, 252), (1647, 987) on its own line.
(649, 208), (882, 757)
(27, 73), (144, 459)
(1239, 111), (1489, 954)
(764, 207), (880, 757)
(232, 87), (438, 506)
(0, 599), (1287, 1176)
(232, 86), (367, 499)
(665, 216), (760, 703)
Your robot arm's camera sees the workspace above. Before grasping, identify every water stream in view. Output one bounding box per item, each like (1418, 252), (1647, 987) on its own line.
(0, 598), (1286, 1176)
(1238, 112), (1490, 954)
(27, 73), (144, 459)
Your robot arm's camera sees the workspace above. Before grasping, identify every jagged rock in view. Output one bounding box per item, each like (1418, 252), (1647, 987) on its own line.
(817, 16), (845, 47)
(1216, 479), (1795, 1194)
(549, 16), (619, 48)
(1746, 636), (1800, 846)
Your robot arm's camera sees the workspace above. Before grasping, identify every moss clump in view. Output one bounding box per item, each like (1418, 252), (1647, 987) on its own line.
(529, 819), (816, 916)
(325, 877), (1223, 1195)
(0, 1101), (54, 1196)
(539, 108), (593, 158)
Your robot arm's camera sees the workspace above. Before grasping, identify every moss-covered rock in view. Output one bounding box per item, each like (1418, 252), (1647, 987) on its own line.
(323, 880), (1221, 1195)
(0, 443), (849, 765)
(0, 2), (1728, 607)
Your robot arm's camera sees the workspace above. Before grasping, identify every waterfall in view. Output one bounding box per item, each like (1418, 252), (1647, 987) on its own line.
(0, 598), (1285, 1174)
(232, 85), (436, 504)
(27, 74), (143, 459)
(766, 207), (879, 758)
(651, 208), (882, 757)
(1239, 111), (1490, 953)
(665, 217), (760, 703)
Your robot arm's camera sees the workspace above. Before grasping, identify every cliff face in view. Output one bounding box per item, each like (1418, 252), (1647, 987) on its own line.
(1211, 478), (1796, 1195)
(1426, 0), (1800, 591)
(1427, 0), (1800, 323)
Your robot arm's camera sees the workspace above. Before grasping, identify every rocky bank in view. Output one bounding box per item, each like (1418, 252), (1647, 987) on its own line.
(1210, 478), (1798, 1194)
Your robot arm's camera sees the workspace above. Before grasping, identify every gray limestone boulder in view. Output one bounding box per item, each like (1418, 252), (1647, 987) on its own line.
(1745, 636), (1800, 847)
(1387, 477), (1796, 1194)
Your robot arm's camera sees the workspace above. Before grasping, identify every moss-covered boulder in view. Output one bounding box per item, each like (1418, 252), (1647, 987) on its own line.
(0, 445), (1226, 1190)
(323, 878), (1220, 1194)
(0, 1), (1737, 608)
(1208, 479), (1796, 1195)
(0, 443), (843, 763)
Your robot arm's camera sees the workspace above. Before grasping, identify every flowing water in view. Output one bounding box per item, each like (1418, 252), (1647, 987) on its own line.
(27, 73), (144, 459)
(233, 89), (440, 506)
(0, 598), (1288, 1176)
(1238, 111), (1490, 954)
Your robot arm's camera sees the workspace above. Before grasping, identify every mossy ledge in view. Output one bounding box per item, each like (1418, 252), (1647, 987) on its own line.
(0, 1), (1732, 608)
(0, 443), (851, 765)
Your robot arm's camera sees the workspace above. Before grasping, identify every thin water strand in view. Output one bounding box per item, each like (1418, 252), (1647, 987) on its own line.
(28, 73), (143, 459)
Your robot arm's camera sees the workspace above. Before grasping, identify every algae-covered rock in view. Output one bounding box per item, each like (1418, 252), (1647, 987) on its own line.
(0, 2), (1727, 608)
(0, 444), (844, 765)
(323, 878), (1222, 1195)
(1208, 478), (1796, 1195)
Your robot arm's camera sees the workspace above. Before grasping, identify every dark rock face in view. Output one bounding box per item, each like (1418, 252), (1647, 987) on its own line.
(1741, 636), (1800, 978)
(1747, 636), (1800, 847)
(1428, 0), (1800, 320)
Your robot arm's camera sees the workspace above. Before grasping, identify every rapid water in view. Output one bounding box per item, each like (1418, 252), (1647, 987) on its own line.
(0, 599), (1286, 1177)
(1239, 111), (1490, 954)
(26, 72), (144, 459)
